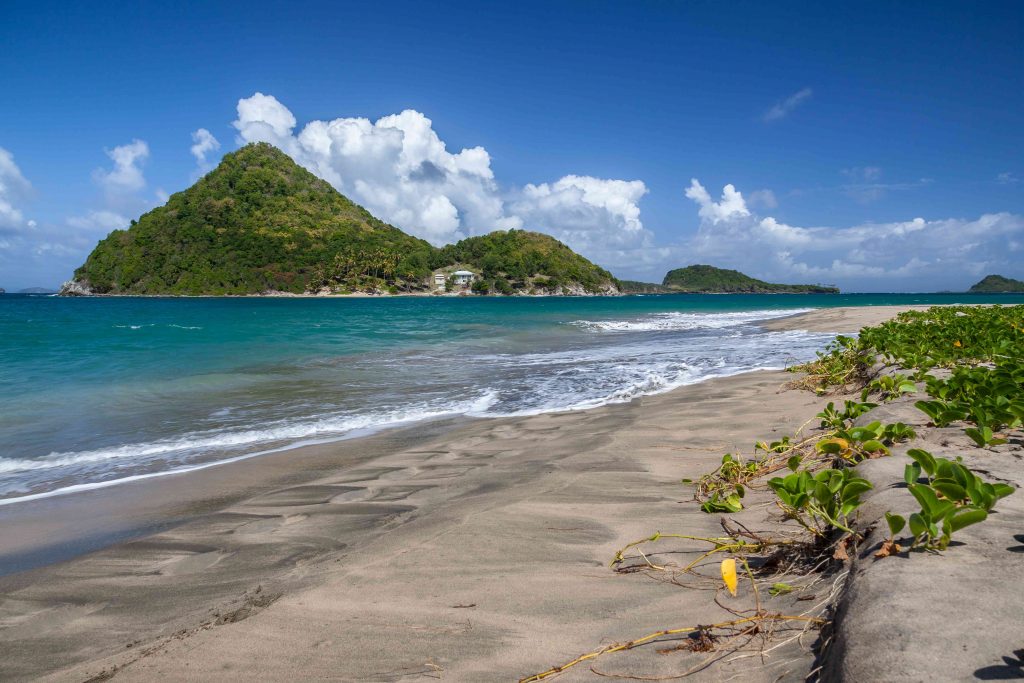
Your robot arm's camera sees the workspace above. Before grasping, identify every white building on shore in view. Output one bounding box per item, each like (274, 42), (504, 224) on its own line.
(452, 270), (476, 286)
(431, 268), (479, 291)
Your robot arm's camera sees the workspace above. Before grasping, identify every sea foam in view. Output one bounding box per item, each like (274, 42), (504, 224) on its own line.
(570, 308), (812, 332)
(0, 300), (833, 506)
(0, 391), (498, 481)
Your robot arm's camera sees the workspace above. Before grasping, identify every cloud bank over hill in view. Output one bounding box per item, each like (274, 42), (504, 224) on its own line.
(232, 93), (653, 269)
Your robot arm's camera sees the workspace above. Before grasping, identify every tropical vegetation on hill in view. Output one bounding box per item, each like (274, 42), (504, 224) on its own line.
(968, 274), (1024, 293)
(659, 265), (838, 294)
(72, 143), (437, 295)
(440, 230), (618, 294)
(67, 143), (617, 296)
(616, 280), (673, 294)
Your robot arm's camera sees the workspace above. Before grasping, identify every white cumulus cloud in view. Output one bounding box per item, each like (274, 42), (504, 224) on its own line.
(512, 176), (649, 250)
(190, 128), (221, 172)
(93, 139), (149, 196)
(685, 179), (1024, 291)
(685, 179), (749, 224)
(0, 147), (32, 233)
(230, 93), (650, 265)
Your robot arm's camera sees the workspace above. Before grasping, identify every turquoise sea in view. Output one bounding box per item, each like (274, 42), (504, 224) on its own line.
(3, 292), (1022, 504)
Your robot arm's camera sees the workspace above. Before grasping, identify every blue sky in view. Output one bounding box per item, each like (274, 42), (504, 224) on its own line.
(1, 0), (1022, 291)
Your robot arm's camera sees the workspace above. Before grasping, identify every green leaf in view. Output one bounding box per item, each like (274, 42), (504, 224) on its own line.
(935, 459), (956, 479)
(813, 481), (832, 505)
(907, 448), (936, 475)
(949, 463), (971, 488)
(885, 512), (906, 536)
(967, 484), (995, 510)
(841, 480), (873, 501)
(908, 512), (928, 537)
(860, 439), (889, 454)
(908, 483), (940, 514)
(817, 441), (843, 454)
(992, 483), (1016, 500)
(814, 469), (833, 483)
(949, 508), (988, 532)
(930, 501), (956, 521)
(964, 427), (986, 447)
(932, 481), (967, 503)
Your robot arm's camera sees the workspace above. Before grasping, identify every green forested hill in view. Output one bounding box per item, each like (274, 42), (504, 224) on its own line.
(72, 143), (439, 295)
(440, 230), (618, 294)
(968, 275), (1024, 293)
(66, 143), (618, 296)
(659, 265), (839, 294)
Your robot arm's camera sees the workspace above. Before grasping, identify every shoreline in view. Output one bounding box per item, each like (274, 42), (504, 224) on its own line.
(51, 290), (846, 298)
(0, 305), (925, 681)
(0, 306), (842, 512)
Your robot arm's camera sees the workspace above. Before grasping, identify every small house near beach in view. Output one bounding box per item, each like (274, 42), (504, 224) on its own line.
(431, 268), (479, 291)
(452, 270), (476, 286)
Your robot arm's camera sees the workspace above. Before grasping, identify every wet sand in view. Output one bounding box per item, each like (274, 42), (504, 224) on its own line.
(0, 306), (905, 681)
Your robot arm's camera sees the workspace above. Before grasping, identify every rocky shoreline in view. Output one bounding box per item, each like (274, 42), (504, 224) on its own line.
(57, 278), (622, 298)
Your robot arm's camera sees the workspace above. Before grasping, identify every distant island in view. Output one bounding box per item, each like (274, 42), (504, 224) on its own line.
(620, 265), (839, 294)
(1, 287), (58, 294)
(968, 274), (1024, 293)
(62, 143), (618, 297)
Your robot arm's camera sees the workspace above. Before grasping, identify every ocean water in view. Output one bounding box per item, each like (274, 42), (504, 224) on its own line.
(3, 292), (1022, 504)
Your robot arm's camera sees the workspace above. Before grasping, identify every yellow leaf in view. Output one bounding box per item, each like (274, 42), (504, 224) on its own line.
(953, 340), (962, 348)
(721, 558), (738, 596)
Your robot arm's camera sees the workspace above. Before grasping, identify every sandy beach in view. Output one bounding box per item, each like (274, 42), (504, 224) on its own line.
(0, 306), (962, 681)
